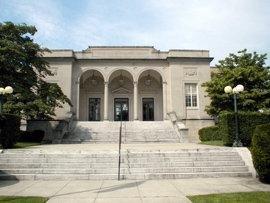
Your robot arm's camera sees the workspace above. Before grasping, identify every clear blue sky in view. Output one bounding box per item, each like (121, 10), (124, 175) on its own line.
(1, 0), (270, 65)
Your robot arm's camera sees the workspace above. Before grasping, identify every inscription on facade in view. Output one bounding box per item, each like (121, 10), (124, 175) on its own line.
(184, 68), (198, 77)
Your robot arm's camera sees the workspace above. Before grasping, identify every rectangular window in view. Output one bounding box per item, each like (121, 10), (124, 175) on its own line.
(185, 83), (198, 107)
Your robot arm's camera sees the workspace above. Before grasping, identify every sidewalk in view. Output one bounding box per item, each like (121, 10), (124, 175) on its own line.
(0, 177), (269, 203)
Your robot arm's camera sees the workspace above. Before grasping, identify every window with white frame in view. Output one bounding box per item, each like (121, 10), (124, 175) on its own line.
(185, 83), (198, 107)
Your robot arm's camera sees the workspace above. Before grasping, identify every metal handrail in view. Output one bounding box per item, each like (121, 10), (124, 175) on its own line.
(117, 107), (123, 181)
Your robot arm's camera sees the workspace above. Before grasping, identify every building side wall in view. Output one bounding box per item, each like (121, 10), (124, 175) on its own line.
(168, 59), (211, 119)
(168, 59), (213, 140)
(45, 59), (73, 118)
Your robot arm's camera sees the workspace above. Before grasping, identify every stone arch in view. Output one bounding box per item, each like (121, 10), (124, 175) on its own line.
(77, 69), (105, 121)
(106, 68), (134, 82)
(77, 68), (106, 83)
(135, 68), (165, 82)
(107, 69), (134, 121)
(137, 69), (164, 121)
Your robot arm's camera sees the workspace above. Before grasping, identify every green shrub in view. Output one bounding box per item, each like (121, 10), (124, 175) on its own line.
(18, 130), (44, 142)
(0, 113), (21, 149)
(199, 126), (221, 141)
(219, 112), (270, 147)
(251, 124), (270, 183)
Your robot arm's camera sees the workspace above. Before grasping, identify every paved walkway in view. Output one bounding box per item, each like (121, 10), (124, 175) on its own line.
(0, 177), (269, 202)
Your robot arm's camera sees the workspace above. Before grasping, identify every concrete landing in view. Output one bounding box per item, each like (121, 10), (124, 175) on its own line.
(0, 177), (269, 203)
(4, 142), (228, 152)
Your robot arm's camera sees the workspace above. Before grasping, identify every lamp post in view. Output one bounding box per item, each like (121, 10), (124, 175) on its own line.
(0, 86), (14, 114)
(224, 85), (244, 147)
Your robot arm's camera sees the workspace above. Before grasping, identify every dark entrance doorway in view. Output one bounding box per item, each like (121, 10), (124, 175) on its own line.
(143, 98), (154, 121)
(114, 98), (129, 121)
(89, 98), (101, 121)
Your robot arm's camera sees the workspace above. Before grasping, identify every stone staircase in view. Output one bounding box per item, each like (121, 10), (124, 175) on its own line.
(0, 147), (252, 180)
(61, 121), (181, 143)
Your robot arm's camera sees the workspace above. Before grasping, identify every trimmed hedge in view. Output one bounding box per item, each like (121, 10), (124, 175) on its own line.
(251, 124), (270, 183)
(199, 126), (221, 141)
(0, 113), (21, 149)
(219, 112), (270, 147)
(18, 130), (45, 142)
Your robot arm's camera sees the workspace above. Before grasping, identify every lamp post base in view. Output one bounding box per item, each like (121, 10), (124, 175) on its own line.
(233, 139), (243, 147)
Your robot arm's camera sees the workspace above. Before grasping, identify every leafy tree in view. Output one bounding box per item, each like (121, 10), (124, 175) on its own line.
(203, 49), (270, 117)
(0, 22), (71, 119)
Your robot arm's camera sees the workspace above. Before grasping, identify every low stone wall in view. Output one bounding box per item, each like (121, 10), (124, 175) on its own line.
(183, 119), (215, 143)
(27, 120), (64, 143)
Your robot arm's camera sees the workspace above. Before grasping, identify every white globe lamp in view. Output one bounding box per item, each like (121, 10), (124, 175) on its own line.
(4, 86), (13, 94)
(232, 87), (239, 94)
(0, 87), (4, 95)
(0, 86), (14, 114)
(224, 86), (232, 93)
(236, 84), (244, 92)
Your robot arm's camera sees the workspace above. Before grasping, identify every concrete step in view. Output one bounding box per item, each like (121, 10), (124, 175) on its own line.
(0, 168), (118, 174)
(0, 157), (119, 163)
(0, 147), (252, 180)
(126, 152), (239, 157)
(0, 171), (252, 181)
(0, 155), (242, 164)
(0, 174), (118, 181)
(127, 156), (242, 162)
(0, 151), (239, 158)
(66, 121), (181, 143)
(127, 166), (249, 173)
(0, 160), (246, 169)
(0, 153), (119, 158)
(0, 166), (249, 175)
(125, 172), (252, 180)
(0, 163), (118, 169)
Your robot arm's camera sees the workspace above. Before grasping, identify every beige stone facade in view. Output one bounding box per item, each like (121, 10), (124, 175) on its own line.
(43, 46), (214, 140)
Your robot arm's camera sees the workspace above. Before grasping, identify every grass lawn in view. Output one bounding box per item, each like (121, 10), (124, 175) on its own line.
(0, 196), (48, 203)
(188, 191), (270, 203)
(13, 142), (41, 149)
(200, 140), (224, 146)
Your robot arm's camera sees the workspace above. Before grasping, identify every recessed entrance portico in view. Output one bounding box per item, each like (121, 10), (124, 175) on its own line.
(138, 70), (163, 121)
(78, 68), (165, 121)
(79, 69), (105, 121)
(108, 69), (134, 121)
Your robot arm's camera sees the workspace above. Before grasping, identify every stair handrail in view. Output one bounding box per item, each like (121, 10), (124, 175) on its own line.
(118, 107), (123, 181)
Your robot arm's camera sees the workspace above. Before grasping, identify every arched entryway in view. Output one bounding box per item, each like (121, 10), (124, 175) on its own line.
(108, 70), (134, 121)
(78, 70), (104, 121)
(77, 68), (166, 121)
(138, 70), (164, 121)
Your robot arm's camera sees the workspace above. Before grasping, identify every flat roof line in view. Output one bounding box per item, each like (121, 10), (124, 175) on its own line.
(88, 46), (155, 48)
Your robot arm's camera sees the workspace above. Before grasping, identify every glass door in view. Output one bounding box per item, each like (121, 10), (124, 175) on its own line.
(143, 98), (154, 121)
(114, 98), (129, 121)
(88, 98), (101, 121)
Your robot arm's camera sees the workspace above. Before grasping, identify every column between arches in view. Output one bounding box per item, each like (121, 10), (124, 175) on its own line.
(133, 81), (138, 120)
(163, 81), (167, 120)
(104, 81), (109, 121)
